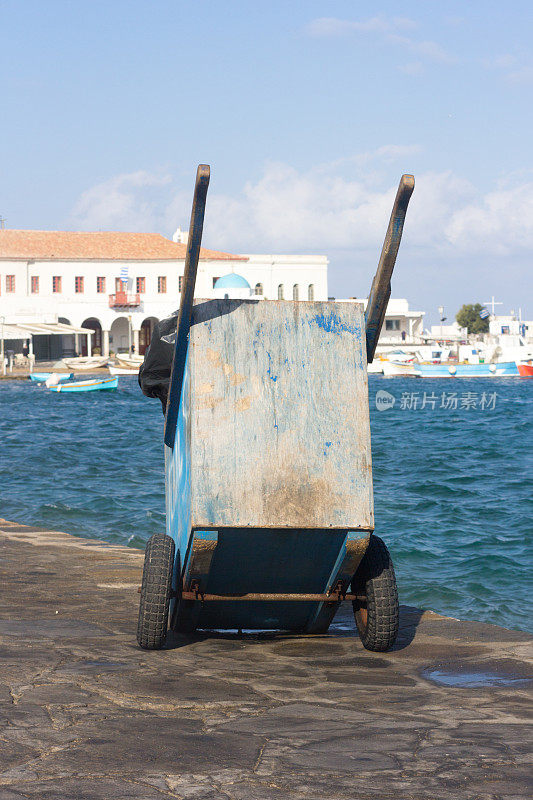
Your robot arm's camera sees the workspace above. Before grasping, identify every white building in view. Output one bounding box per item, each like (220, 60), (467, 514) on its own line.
(488, 314), (532, 342)
(0, 229), (328, 360)
(429, 320), (468, 342)
(340, 297), (425, 349)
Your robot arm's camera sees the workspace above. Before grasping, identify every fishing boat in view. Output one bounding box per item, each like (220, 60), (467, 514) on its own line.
(415, 361), (519, 378)
(108, 366), (139, 376)
(380, 349), (417, 377)
(29, 372), (73, 383)
(48, 376), (118, 393)
(367, 360), (384, 374)
(62, 356), (109, 370)
(517, 361), (533, 377)
(115, 354), (143, 369)
(382, 361), (416, 376)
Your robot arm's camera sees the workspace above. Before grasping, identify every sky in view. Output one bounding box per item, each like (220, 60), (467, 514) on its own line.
(1, 0), (532, 322)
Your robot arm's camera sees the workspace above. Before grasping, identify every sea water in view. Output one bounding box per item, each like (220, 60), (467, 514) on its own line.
(0, 375), (531, 633)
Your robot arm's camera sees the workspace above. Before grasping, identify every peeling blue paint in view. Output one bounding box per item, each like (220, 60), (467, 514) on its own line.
(266, 352), (278, 382)
(311, 312), (361, 337)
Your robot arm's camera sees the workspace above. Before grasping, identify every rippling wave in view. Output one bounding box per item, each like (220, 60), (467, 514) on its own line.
(0, 375), (531, 632)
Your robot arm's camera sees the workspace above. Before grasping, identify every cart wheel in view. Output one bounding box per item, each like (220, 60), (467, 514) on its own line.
(137, 533), (175, 650)
(351, 535), (399, 652)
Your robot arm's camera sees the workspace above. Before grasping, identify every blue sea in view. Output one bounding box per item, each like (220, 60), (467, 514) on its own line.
(1, 375), (531, 633)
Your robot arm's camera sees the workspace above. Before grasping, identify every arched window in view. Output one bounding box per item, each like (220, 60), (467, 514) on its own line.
(308, 284), (315, 301)
(293, 284), (299, 301)
(278, 284), (284, 300)
(255, 282), (263, 296)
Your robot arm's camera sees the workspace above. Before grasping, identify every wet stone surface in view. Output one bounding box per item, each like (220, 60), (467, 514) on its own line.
(0, 519), (532, 799)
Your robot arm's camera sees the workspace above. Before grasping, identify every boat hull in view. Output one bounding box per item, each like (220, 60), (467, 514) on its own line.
(62, 357), (109, 370)
(108, 366), (139, 376)
(517, 362), (533, 377)
(116, 355), (143, 369)
(415, 362), (519, 378)
(48, 377), (118, 393)
(29, 373), (73, 383)
(367, 361), (384, 374)
(382, 361), (416, 376)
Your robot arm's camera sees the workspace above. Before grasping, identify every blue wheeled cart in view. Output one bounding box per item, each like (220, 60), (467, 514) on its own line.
(137, 165), (414, 651)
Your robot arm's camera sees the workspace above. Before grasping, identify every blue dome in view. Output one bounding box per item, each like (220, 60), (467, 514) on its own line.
(214, 273), (251, 289)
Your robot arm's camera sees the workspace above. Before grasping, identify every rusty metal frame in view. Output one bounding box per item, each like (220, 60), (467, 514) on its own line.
(181, 584), (366, 603)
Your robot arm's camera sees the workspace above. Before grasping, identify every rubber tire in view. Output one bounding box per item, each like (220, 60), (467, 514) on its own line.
(137, 533), (175, 650)
(351, 535), (399, 652)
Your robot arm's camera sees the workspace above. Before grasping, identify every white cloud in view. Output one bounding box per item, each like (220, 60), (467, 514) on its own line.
(68, 158), (533, 264)
(69, 171), (171, 231)
(304, 15), (456, 65)
(482, 54), (533, 85)
(488, 54), (518, 70)
(390, 35), (456, 64)
(304, 16), (417, 38)
(202, 165), (533, 260)
(446, 182), (533, 254)
(304, 16), (396, 37)
(398, 61), (424, 76)
(506, 66), (533, 85)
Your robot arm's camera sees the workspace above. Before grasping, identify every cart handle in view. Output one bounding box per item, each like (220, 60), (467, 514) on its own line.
(365, 174), (415, 363)
(164, 164), (210, 448)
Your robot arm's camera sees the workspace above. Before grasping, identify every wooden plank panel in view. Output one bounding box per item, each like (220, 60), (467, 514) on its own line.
(188, 299), (373, 529)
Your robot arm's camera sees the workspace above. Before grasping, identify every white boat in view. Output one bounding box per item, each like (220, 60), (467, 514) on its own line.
(383, 349), (415, 364)
(62, 356), (109, 370)
(381, 349), (417, 376)
(109, 366), (139, 376)
(382, 360), (416, 376)
(115, 354), (144, 369)
(367, 360), (384, 374)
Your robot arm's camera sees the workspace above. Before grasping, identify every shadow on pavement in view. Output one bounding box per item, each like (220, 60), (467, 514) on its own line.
(164, 604), (425, 652)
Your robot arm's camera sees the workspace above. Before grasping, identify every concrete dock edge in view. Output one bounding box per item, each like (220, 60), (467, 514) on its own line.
(0, 518), (532, 799)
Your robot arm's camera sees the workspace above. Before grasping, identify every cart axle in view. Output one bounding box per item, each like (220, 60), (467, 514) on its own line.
(180, 590), (366, 603)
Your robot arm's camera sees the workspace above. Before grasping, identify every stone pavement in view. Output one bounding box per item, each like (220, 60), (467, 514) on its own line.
(0, 519), (531, 799)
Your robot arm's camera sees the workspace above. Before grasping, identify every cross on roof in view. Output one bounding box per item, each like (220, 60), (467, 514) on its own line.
(483, 296), (503, 315)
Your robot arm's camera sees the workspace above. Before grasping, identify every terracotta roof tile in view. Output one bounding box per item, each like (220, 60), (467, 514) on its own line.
(0, 230), (247, 262)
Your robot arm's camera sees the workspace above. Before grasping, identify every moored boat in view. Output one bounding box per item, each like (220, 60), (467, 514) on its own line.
(62, 356), (109, 370)
(517, 361), (533, 377)
(367, 360), (384, 374)
(108, 366), (139, 376)
(415, 361), (519, 378)
(29, 372), (73, 383)
(115, 354), (143, 369)
(377, 349), (417, 376)
(48, 376), (118, 393)
(382, 360), (416, 377)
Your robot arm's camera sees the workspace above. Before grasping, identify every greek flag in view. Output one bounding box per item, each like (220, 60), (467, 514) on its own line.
(479, 308), (490, 319)
(120, 266), (128, 284)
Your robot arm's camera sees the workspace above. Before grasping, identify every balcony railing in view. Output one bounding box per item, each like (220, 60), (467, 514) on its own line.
(109, 292), (141, 308)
